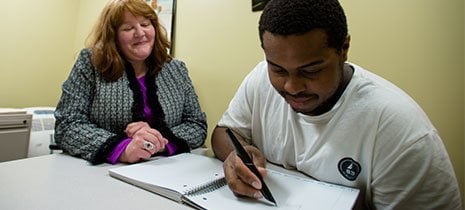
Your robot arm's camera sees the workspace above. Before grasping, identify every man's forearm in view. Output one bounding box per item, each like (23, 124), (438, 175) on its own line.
(211, 126), (236, 161)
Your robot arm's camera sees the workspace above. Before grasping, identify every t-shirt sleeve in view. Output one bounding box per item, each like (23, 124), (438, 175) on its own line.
(217, 61), (268, 141)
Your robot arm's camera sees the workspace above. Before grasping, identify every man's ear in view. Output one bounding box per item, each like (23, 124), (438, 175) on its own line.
(341, 35), (350, 61)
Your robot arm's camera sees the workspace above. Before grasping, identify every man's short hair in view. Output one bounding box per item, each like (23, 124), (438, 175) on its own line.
(259, 0), (348, 51)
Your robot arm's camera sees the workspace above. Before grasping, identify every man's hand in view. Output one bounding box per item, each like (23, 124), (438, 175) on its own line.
(223, 145), (267, 199)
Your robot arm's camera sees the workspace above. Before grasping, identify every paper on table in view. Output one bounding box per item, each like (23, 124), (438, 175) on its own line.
(109, 153), (359, 210)
(188, 169), (359, 210)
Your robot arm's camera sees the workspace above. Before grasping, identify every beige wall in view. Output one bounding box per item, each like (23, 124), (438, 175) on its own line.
(0, 0), (78, 107)
(175, 0), (264, 144)
(72, 0), (109, 53)
(1, 0), (463, 201)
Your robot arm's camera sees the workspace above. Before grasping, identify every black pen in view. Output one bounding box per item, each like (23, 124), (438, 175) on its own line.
(225, 128), (277, 206)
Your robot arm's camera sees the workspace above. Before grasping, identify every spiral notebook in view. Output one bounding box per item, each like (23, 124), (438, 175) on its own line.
(108, 153), (359, 210)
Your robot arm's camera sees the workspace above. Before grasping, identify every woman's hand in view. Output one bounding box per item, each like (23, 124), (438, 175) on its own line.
(124, 121), (150, 138)
(119, 122), (169, 163)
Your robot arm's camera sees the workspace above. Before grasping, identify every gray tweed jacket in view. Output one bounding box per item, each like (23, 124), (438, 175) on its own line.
(54, 48), (207, 164)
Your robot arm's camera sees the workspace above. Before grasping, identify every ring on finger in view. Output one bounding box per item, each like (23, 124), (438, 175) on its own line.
(143, 141), (155, 151)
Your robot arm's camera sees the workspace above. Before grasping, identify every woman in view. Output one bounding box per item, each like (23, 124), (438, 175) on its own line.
(54, 0), (207, 164)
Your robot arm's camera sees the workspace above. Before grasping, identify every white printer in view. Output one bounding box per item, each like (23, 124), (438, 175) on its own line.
(0, 108), (32, 162)
(24, 107), (60, 157)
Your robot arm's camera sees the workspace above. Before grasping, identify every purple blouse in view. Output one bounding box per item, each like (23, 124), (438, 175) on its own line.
(106, 76), (177, 164)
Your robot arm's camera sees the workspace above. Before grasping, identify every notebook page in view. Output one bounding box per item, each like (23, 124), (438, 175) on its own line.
(109, 153), (359, 209)
(188, 169), (359, 210)
(108, 153), (224, 202)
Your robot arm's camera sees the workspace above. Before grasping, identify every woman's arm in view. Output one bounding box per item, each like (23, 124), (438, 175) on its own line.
(54, 49), (124, 164)
(159, 60), (207, 150)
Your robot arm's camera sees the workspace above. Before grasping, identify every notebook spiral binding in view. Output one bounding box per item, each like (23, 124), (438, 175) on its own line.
(184, 177), (227, 196)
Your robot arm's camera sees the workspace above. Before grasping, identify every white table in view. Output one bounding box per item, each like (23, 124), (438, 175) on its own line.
(0, 153), (193, 210)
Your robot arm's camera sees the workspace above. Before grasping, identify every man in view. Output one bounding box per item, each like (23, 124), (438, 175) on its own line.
(211, 0), (462, 209)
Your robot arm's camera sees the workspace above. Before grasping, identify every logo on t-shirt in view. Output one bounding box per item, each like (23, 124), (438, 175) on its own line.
(338, 157), (361, 181)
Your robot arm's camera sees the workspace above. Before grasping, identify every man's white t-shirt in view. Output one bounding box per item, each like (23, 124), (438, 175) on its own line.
(218, 61), (462, 209)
